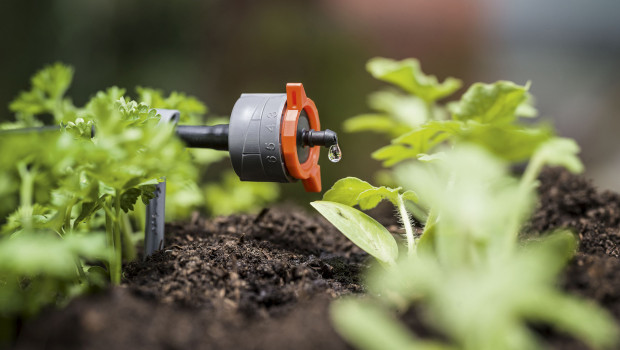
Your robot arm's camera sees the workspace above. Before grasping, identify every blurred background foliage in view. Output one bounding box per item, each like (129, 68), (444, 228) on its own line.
(1, 0), (619, 203)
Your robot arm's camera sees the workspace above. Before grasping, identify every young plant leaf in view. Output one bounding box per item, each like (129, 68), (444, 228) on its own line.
(323, 177), (375, 207)
(203, 170), (279, 216)
(137, 86), (208, 123)
(458, 122), (554, 162)
(323, 177), (417, 210)
(331, 298), (454, 350)
(372, 120), (462, 166)
(357, 187), (402, 210)
(343, 114), (411, 138)
(9, 63), (75, 122)
(449, 81), (533, 124)
(367, 90), (430, 128)
(521, 137), (584, 192)
(531, 137), (584, 174)
(311, 201), (398, 266)
(367, 58), (462, 103)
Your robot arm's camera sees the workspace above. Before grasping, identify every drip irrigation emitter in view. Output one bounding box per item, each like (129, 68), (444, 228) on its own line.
(147, 83), (340, 257)
(3, 83), (341, 258)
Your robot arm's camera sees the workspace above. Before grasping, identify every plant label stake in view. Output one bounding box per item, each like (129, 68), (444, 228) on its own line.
(145, 83), (340, 257)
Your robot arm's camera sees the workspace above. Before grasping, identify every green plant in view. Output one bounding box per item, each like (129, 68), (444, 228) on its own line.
(313, 137), (582, 263)
(0, 232), (111, 341)
(0, 62), (282, 333)
(312, 178), (417, 266)
(321, 145), (616, 350)
(345, 58), (552, 168)
(204, 170), (280, 217)
(313, 58), (617, 349)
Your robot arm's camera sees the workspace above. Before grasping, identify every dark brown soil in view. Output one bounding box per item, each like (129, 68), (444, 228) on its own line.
(12, 168), (620, 350)
(14, 208), (367, 350)
(526, 168), (620, 350)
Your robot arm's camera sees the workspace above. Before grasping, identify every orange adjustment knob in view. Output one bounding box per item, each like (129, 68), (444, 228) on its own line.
(280, 83), (322, 192)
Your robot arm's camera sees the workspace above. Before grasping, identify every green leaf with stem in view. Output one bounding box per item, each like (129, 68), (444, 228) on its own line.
(323, 177), (418, 256)
(311, 201), (398, 267)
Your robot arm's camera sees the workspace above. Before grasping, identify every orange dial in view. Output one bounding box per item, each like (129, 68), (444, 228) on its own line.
(280, 83), (322, 192)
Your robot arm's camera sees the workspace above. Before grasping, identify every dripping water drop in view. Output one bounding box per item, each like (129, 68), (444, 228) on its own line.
(328, 144), (342, 163)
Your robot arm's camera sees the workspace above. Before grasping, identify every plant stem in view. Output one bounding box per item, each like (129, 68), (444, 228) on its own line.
(424, 101), (435, 120)
(135, 201), (146, 235)
(121, 212), (136, 261)
(396, 194), (416, 257)
(422, 208), (437, 237)
(520, 155), (543, 193)
(63, 200), (76, 234)
(112, 191), (122, 284)
(17, 165), (34, 209)
(17, 162), (35, 230)
(503, 154), (545, 251)
(104, 198), (116, 283)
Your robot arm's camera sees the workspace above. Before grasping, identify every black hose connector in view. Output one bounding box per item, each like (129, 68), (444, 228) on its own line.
(175, 124), (229, 151)
(301, 129), (338, 148)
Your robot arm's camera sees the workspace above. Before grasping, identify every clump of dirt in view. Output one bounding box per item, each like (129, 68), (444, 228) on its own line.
(13, 168), (620, 350)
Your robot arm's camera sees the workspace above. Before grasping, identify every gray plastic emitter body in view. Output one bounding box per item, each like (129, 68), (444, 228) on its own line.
(228, 94), (294, 183)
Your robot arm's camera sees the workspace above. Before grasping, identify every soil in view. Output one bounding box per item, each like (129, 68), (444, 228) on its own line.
(12, 168), (620, 350)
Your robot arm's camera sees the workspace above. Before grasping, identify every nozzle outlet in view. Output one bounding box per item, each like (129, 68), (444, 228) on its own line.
(300, 129), (338, 148)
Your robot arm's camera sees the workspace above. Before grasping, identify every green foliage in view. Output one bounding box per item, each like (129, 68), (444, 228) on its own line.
(344, 231), (617, 350)
(0, 62), (280, 340)
(9, 62), (76, 124)
(204, 170), (279, 217)
(120, 185), (156, 213)
(344, 90), (436, 137)
(521, 138), (584, 191)
(312, 201), (398, 267)
(347, 58), (558, 169)
(367, 58), (462, 104)
(316, 57), (612, 350)
(0, 231), (110, 340)
(331, 298), (453, 350)
(136, 86), (207, 123)
(320, 177), (419, 257)
(324, 145), (615, 350)
(372, 80), (554, 166)
(323, 177), (417, 210)
(448, 81), (535, 123)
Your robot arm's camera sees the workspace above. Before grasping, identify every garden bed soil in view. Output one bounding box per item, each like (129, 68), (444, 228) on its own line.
(13, 168), (620, 350)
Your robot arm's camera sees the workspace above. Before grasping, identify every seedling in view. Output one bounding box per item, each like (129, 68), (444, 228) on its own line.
(312, 178), (418, 266)
(314, 58), (617, 350)
(345, 58), (553, 168)
(0, 63), (343, 338)
(327, 146), (616, 350)
(3, 79), (341, 258)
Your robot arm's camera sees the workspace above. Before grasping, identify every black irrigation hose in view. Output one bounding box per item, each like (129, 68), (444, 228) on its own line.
(0, 124), (231, 151)
(175, 125), (229, 151)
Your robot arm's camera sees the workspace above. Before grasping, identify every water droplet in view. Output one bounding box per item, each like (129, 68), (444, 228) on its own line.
(328, 144), (342, 163)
